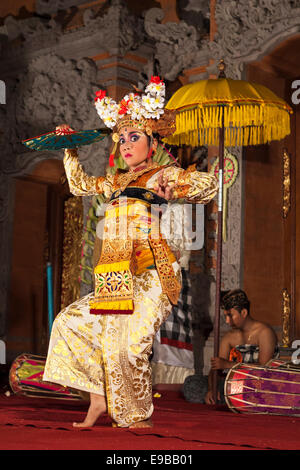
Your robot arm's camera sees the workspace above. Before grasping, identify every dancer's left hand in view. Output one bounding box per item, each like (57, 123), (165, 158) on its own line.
(154, 170), (175, 200)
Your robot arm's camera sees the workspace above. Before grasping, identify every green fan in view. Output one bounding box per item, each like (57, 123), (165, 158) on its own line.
(22, 128), (110, 151)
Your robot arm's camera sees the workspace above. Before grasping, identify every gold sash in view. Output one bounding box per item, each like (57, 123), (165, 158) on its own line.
(149, 235), (181, 305)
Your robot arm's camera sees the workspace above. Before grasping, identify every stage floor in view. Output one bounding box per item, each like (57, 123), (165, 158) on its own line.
(0, 390), (299, 451)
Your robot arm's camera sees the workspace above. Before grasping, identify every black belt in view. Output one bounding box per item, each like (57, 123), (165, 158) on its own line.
(110, 186), (167, 205)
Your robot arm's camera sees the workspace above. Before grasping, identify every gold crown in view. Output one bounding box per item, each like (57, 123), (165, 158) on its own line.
(111, 110), (176, 143)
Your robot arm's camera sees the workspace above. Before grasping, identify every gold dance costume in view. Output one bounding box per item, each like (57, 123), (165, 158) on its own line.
(43, 149), (218, 427)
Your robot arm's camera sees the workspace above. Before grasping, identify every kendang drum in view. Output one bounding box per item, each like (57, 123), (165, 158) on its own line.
(224, 360), (300, 416)
(9, 353), (83, 400)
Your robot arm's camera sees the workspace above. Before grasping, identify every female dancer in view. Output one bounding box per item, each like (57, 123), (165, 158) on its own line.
(43, 77), (218, 428)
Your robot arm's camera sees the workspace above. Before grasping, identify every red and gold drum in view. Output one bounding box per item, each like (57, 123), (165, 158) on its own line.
(9, 353), (83, 400)
(224, 360), (300, 416)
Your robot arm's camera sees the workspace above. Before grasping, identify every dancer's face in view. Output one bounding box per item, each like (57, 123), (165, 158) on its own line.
(119, 127), (156, 169)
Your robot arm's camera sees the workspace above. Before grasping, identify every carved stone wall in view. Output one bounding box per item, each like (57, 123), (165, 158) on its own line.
(208, 0), (300, 79)
(144, 7), (208, 81)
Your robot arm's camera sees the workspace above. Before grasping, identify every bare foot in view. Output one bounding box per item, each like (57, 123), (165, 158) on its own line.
(129, 419), (153, 429)
(73, 393), (107, 428)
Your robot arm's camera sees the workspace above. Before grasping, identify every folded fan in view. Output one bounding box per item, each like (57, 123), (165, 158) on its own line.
(22, 127), (110, 151)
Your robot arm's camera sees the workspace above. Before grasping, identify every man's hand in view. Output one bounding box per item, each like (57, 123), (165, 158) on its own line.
(211, 357), (232, 370)
(205, 389), (220, 405)
(154, 170), (175, 200)
(205, 390), (214, 405)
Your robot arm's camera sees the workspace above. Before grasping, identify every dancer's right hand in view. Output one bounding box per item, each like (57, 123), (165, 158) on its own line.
(55, 124), (74, 132)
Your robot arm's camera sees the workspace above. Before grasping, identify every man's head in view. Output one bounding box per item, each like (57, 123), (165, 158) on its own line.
(221, 289), (250, 329)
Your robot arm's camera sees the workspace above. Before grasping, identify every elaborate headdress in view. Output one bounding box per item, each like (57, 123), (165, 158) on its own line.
(94, 76), (176, 166)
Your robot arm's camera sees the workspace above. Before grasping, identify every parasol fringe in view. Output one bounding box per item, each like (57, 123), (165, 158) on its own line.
(166, 102), (291, 147)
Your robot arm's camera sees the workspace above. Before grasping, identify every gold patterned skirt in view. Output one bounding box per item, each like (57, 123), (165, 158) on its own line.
(43, 263), (180, 427)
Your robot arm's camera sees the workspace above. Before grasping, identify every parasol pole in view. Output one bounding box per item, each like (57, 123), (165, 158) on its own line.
(212, 61), (226, 403)
(212, 105), (225, 404)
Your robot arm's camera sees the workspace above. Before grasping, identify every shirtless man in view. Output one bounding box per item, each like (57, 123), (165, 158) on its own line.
(205, 289), (278, 404)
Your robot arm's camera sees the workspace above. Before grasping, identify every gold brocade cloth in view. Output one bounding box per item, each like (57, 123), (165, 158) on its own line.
(43, 267), (178, 427)
(89, 194), (180, 314)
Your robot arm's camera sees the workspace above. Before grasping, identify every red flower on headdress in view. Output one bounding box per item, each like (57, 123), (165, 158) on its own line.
(118, 98), (130, 115)
(150, 76), (163, 84)
(94, 90), (107, 102)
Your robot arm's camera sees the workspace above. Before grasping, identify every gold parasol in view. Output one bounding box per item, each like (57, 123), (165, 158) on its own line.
(164, 61), (293, 402)
(166, 63), (291, 148)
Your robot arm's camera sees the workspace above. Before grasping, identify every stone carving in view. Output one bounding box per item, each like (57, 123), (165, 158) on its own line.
(36, 0), (88, 15)
(1, 0), (146, 62)
(223, 148), (243, 287)
(82, 0), (145, 57)
(177, 0), (210, 32)
(3, 15), (59, 42)
(0, 54), (106, 176)
(206, 148), (242, 290)
(208, 0), (300, 79)
(144, 8), (207, 81)
(1, 15), (62, 56)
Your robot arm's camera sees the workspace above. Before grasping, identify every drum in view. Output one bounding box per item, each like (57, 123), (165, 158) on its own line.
(224, 360), (300, 416)
(9, 353), (83, 400)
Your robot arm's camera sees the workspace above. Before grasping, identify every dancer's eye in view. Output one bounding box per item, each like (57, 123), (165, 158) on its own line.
(119, 137), (125, 144)
(130, 134), (140, 142)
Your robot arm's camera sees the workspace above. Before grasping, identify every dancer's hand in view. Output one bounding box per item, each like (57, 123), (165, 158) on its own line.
(55, 123), (74, 133)
(154, 170), (175, 200)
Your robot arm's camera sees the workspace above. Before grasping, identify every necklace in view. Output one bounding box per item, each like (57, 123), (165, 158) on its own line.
(130, 164), (148, 173)
(246, 332), (253, 343)
(115, 162), (160, 192)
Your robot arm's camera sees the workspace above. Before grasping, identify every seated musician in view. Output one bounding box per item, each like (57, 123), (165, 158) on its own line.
(205, 289), (278, 405)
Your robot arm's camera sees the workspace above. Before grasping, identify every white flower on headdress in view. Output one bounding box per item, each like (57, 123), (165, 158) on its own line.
(141, 94), (154, 111)
(153, 96), (165, 109)
(145, 76), (165, 96)
(130, 102), (143, 120)
(142, 93), (165, 112)
(94, 76), (166, 129)
(145, 81), (165, 96)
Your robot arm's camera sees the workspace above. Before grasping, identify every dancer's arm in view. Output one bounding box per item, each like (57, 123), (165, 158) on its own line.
(152, 165), (218, 204)
(63, 148), (112, 198)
